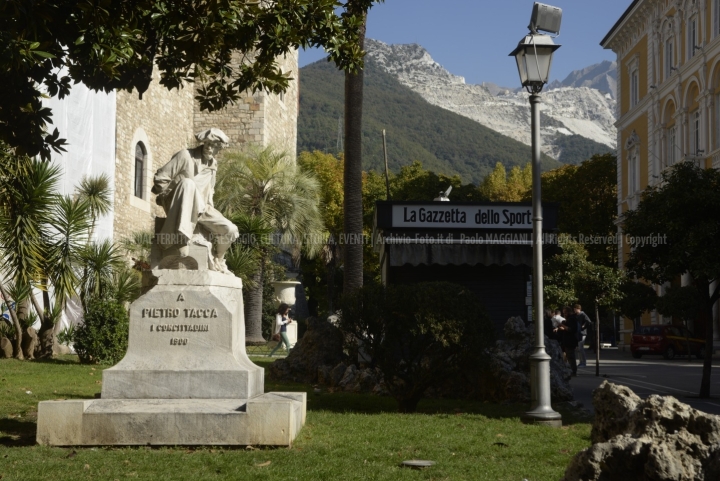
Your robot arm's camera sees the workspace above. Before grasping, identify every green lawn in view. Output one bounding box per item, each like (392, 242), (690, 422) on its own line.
(0, 356), (590, 481)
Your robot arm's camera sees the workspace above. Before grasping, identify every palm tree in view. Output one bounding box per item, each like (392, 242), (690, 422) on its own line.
(35, 195), (91, 357)
(78, 240), (125, 309)
(215, 147), (324, 345)
(0, 151), (61, 358)
(343, 2), (368, 293)
(75, 173), (112, 242)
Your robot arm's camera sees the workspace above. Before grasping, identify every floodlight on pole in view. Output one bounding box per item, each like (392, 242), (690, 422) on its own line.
(509, 2), (562, 428)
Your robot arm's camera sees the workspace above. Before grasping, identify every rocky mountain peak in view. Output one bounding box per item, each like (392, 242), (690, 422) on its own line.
(364, 38), (617, 159)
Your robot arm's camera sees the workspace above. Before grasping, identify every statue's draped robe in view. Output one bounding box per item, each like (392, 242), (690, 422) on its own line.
(153, 146), (237, 247)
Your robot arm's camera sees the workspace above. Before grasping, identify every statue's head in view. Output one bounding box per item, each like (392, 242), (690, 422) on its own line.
(195, 128), (230, 159)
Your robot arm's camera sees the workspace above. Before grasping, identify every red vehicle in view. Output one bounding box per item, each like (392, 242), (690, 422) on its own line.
(631, 325), (706, 360)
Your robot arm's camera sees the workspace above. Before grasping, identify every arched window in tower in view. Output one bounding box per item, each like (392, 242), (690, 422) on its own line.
(134, 142), (146, 199)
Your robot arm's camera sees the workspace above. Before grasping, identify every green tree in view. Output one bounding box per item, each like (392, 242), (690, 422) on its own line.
(390, 161), (486, 202)
(480, 162), (532, 201)
(623, 161), (720, 398)
(537, 153), (617, 266)
(215, 147), (323, 344)
(0, 151), (63, 358)
(1, 0), (374, 160)
(575, 263), (624, 376)
(298, 151), (345, 314)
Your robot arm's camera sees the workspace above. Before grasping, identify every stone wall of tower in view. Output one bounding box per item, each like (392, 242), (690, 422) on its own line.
(113, 71), (195, 243)
(263, 50), (299, 161)
(193, 50), (299, 161)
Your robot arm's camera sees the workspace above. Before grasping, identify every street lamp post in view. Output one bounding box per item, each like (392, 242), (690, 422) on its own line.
(509, 2), (562, 427)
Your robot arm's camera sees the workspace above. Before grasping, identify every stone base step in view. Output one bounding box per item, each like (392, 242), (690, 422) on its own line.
(37, 392), (305, 446)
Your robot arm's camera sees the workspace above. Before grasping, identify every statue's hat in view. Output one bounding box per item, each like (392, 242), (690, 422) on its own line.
(195, 128), (230, 144)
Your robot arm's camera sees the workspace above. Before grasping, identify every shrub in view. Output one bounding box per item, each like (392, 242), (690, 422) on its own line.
(57, 324), (76, 346)
(73, 299), (129, 364)
(339, 282), (495, 413)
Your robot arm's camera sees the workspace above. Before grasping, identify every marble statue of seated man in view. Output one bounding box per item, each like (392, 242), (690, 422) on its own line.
(151, 128), (238, 273)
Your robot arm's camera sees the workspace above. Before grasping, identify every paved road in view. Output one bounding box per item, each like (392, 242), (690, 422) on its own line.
(568, 348), (720, 416)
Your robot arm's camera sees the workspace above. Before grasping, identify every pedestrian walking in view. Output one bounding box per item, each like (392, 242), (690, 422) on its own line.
(573, 304), (592, 367)
(555, 306), (579, 376)
(269, 303), (293, 357)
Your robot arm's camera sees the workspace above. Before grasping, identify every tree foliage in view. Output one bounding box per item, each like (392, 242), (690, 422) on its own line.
(1, 0), (375, 160)
(544, 237), (624, 312)
(215, 146), (323, 343)
(480, 162), (532, 201)
(536, 153), (617, 266)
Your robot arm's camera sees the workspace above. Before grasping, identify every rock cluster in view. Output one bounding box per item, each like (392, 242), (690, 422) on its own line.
(268, 317), (389, 395)
(318, 363), (388, 395)
(480, 317), (573, 403)
(270, 315), (574, 405)
(267, 317), (347, 384)
(563, 381), (720, 481)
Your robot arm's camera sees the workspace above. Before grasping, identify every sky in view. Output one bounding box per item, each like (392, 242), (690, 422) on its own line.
(299, 0), (633, 87)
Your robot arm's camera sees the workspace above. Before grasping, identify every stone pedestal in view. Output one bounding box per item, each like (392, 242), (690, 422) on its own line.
(37, 269), (306, 446)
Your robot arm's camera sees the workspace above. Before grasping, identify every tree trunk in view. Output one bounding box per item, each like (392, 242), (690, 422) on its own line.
(16, 299), (33, 359)
(342, 10), (366, 294)
(326, 242), (339, 313)
(244, 252), (267, 345)
(699, 278), (717, 398)
(0, 282), (24, 360)
(595, 302), (601, 377)
(36, 286), (54, 358)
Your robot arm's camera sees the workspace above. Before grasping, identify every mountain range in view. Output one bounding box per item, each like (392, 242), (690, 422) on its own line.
(364, 39), (617, 160)
(297, 39), (617, 184)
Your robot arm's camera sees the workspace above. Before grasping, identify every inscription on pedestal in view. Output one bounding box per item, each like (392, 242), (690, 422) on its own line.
(142, 308), (218, 318)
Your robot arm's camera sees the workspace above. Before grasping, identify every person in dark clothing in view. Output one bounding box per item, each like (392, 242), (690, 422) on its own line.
(544, 309), (555, 341)
(555, 306), (579, 376)
(573, 304), (592, 367)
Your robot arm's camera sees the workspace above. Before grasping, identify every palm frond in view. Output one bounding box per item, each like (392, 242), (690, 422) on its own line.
(79, 240), (124, 303)
(109, 267), (141, 305)
(46, 196), (91, 306)
(75, 173), (113, 218)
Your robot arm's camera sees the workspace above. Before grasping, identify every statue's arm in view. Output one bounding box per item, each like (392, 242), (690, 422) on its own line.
(151, 150), (193, 196)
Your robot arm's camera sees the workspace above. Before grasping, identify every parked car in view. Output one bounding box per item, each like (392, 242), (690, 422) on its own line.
(631, 325), (706, 360)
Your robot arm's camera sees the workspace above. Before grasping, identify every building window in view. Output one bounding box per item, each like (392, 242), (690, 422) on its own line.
(630, 69), (639, 107)
(628, 149), (639, 196)
(716, 95), (720, 150)
(667, 125), (677, 167)
(688, 17), (698, 60)
(691, 110), (701, 155)
(134, 142), (146, 199)
(665, 38), (674, 79)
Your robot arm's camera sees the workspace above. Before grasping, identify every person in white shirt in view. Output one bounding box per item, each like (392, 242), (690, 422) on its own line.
(268, 303), (293, 356)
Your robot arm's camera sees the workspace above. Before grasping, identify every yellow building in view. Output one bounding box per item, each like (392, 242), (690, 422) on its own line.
(601, 0), (720, 349)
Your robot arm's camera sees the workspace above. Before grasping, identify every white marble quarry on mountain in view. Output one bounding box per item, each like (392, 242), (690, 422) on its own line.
(365, 39), (617, 159)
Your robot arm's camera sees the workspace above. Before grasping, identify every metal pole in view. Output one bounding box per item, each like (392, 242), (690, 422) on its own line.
(382, 129), (391, 200)
(521, 93), (562, 427)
